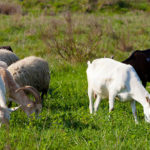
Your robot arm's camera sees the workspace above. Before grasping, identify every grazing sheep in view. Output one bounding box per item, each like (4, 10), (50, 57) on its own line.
(0, 67), (42, 117)
(7, 56), (50, 103)
(87, 58), (150, 123)
(0, 49), (19, 66)
(0, 46), (13, 52)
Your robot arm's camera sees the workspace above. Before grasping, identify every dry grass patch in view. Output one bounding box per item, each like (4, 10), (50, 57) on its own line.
(41, 12), (103, 63)
(0, 2), (22, 15)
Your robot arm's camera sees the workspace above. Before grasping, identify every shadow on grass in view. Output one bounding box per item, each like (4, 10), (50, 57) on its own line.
(63, 119), (99, 131)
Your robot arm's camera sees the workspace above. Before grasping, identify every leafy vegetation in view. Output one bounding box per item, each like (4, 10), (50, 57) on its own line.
(0, 0), (150, 149)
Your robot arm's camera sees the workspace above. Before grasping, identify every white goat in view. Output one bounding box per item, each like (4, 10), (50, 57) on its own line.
(86, 58), (150, 123)
(0, 75), (19, 125)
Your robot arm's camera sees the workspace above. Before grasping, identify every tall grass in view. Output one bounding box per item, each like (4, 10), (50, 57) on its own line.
(0, 1), (22, 15)
(40, 11), (150, 62)
(41, 12), (102, 63)
(1, 10), (150, 62)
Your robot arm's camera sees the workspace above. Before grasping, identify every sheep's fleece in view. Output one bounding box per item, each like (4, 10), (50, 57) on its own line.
(7, 56), (50, 94)
(0, 49), (19, 66)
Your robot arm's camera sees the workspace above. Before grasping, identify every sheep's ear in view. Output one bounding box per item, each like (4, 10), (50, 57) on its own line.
(146, 97), (150, 104)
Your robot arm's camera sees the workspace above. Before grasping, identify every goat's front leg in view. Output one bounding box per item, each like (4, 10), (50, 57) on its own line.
(94, 95), (101, 113)
(131, 101), (138, 124)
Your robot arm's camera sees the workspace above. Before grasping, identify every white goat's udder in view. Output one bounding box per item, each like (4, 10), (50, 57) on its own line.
(116, 92), (131, 102)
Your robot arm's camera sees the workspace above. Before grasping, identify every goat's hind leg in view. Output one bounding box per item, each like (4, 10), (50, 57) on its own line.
(94, 95), (101, 113)
(109, 86), (121, 113)
(108, 92), (116, 121)
(109, 92), (116, 113)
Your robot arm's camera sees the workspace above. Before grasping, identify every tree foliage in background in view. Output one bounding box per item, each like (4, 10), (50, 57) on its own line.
(0, 0), (150, 15)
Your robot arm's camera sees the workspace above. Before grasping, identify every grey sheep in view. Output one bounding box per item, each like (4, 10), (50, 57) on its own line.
(7, 56), (50, 103)
(0, 49), (19, 66)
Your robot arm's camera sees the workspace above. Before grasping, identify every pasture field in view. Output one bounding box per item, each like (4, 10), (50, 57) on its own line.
(1, 0), (150, 149)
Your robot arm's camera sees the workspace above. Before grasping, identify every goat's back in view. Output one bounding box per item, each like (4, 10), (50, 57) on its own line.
(87, 58), (141, 92)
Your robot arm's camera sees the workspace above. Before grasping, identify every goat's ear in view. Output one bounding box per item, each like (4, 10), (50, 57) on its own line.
(8, 105), (21, 112)
(146, 97), (150, 104)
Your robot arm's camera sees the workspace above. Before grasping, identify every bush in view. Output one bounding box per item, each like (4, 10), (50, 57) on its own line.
(41, 12), (102, 63)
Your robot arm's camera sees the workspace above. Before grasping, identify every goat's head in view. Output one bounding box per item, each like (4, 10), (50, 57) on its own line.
(144, 97), (150, 123)
(15, 86), (42, 117)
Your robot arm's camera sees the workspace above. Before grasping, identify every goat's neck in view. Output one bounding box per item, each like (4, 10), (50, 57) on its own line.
(129, 74), (150, 107)
(131, 86), (150, 108)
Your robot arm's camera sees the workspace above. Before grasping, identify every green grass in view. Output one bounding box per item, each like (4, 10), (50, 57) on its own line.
(2, 63), (150, 149)
(1, 1), (150, 149)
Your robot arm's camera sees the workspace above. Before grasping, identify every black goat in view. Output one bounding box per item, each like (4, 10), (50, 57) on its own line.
(123, 49), (150, 87)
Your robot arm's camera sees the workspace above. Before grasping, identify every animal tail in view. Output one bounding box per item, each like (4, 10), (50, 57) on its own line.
(87, 61), (91, 67)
